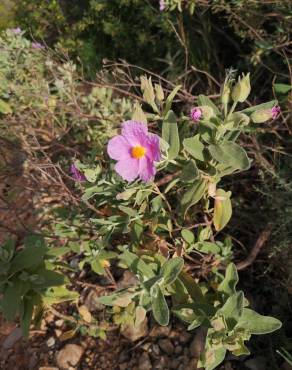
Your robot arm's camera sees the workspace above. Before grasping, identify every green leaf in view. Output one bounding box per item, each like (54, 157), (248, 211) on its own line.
(181, 179), (206, 216)
(240, 100), (277, 114)
(218, 263), (238, 296)
(42, 286), (79, 305)
(98, 291), (135, 307)
(151, 284), (169, 326)
(274, 83), (291, 95)
(213, 189), (232, 231)
(46, 247), (70, 258)
(179, 272), (205, 303)
(181, 229), (195, 244)
(219, 291), (244, 329)
(34, 270), (65, 289)
(10, 244), (47, 274)
(162, 110), (180, 160)
(161, 257), (184, 286)
(237, 308), (282, 335)
(1, 279), (24, 321)
(193, 241), (221, 254)
(180, 160), (199, 182)
(20, 297), (34, 337)
(0, 99), (12, 114)
(197, 94), (220, 115)
(183, 134), (205, 161)
(164, 85), (181, 115)
(209, 141), (250, 171)
(200, 347), (227, 370)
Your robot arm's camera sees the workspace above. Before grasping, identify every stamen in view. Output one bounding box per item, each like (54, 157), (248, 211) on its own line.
(131, 145), (146, 159)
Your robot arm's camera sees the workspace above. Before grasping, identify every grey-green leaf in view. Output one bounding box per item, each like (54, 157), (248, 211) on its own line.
(237, 308), (282, 335)
(151, 285), (169, 326)
(219, 291), (244, 329)
(183, 134), (205, 161)
(180, 160), (199, 182)
(162, 110), (180, 160)
(209, 141), (250, 170)
(181, 179), (206, 217)
(218, 263), (239, 296)
(161, 257), (184, 286)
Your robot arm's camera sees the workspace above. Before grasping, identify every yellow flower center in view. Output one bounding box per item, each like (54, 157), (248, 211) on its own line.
(131, 145), (146, 159)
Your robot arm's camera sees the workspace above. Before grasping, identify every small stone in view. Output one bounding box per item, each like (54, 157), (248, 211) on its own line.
(141, 342), (151, 351)
(2, 327), (22, 349)
(39, 367), (59, 370)
(46, 337), (55, 347)
(119, 364), (128, 370)
(158, 338), (174, 354)
(138, 352), (152, 370)
(152, 344), (160, 356)
(186, 358), (198, 370)
(149, 325), (171, 337)
(179, 331), (192, 344)
(55, 329), (62, 337)
(175, 345), (183, 354)
(56, 344), (84, 369)
(55, 319), (64, 327)
(189, 327), (207, 357)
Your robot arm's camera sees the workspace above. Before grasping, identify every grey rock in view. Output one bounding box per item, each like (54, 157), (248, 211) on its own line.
(158, 338), (174, 354)
(2, 327), (22, 349)
(138, 352), (152, 370)
(149, 325), (171, 338)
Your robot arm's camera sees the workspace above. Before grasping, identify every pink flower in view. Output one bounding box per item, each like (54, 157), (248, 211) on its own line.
(32, 42), (44, 49)
(70, 163), (86, 182)
(10, 27), (21, 34)
(107, 121), (161, 182)
(190, 107), (202, 122)
(159, 0), (166, 11)
(271, 106), (281, 119)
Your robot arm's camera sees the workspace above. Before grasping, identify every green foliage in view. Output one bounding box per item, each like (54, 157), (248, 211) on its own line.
(0, 236), (74, 337)
(0, 31), (285, 369)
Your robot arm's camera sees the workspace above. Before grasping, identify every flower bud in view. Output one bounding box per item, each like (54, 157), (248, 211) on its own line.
(221, 82), (231, 105)
(190, 105), (214, 122)
(231, 73), (251, 103)
(251, 106), (281, 123)
(190, 107), (202, 121)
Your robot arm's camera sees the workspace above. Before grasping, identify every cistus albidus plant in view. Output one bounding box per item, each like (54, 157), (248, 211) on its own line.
(78, 74), (282, 370)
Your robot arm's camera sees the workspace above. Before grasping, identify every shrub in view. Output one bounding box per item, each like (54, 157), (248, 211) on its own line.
(0, 30), (285, 370)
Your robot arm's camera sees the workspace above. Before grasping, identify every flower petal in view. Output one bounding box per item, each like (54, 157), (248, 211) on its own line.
(138, 156), (156, 182)
(145, 133), (161, 162)
(115, 158), (139, 182)
(107, 135), (132, 161)
(121, 121), (148, 146)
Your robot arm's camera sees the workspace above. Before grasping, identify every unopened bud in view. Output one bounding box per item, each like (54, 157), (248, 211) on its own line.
(221, 83), (231, 105)
(231, 73), (251, 103)
(251, 105), (281, 123)
(190, 105), (214, 122)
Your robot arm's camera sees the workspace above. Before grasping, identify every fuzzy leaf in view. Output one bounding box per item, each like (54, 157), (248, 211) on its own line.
(209, 141), (250, 170)
(183, 134), (205, 161)
(162, 110), (180, 160)
(237, 308), (282, 335)
(151, 284), (169, 326)
(218, 263), (238, 296)
(213, 189), (232, 231)
(161, 257), (184, 286)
